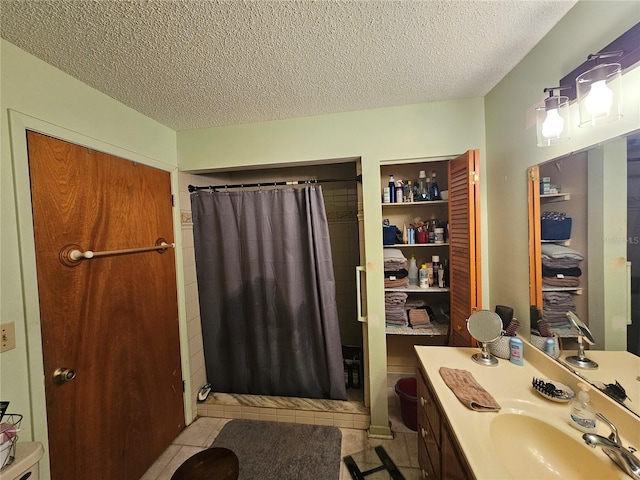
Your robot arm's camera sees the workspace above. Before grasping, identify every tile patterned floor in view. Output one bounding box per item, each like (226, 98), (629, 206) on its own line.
(142, 374), (421, 479)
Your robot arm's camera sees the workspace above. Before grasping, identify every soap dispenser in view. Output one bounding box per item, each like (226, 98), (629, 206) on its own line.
(569, 388), (597, 433)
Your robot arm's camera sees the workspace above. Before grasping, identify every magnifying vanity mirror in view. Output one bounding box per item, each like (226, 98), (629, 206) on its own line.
(527, 129), (640, 417)
(467, 310), (503, 366)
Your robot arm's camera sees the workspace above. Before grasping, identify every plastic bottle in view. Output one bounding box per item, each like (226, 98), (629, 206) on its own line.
(408, 256), (419, 286)
(430, 171), (441, 200)
(404, 180), (413, 202)
(388, 175), (396, 203)
(432, 256), (440, 289)
(419, 263), (429, 288)
(509, 336), (524, 365)
(395, 181), (404, 203)
(569, 390), (598, 433)
(418, 171), (428, 201)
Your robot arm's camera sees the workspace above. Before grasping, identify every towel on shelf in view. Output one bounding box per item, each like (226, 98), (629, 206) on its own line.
(385, 292), (408, 326)
(385, 277), (409, 288)
(384, 269), (408, 279)
(384, 248), (407, 271)
(409, 309), (430, 328)
(542, 257), (582, 269)
(541, 244), (584, 260)
(542, 265), (582, 278)
(439, 367), (501, 412)
(543, 276), (580, 287)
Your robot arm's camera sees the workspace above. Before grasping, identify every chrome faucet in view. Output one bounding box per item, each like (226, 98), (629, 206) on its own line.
(582, 413), (640, 479)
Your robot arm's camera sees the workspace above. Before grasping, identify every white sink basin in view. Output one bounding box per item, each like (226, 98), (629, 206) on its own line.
(490, 413), (616, 479)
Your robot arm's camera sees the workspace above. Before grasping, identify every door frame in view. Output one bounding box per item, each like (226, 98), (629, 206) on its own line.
(8, 110), (192, 477)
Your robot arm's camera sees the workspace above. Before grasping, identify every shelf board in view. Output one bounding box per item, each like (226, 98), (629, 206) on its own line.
(385, 287), (450, 293)
(541, 193), (570, 202)
(542, 287), (582, 295)
(385, 323), (448, 336)
(384, 243), (449, 248)
(382, 200), (448, 207)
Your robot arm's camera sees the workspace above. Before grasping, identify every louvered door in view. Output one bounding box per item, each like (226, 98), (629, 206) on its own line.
(448, 150), (481, 346)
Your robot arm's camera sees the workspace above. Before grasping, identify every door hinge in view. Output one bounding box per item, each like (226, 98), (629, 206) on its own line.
(171, 195), (175, 207)
(182, 380), (185, 392)
(470, 171), (479, 185)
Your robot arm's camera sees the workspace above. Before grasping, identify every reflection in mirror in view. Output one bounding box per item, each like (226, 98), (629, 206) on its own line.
(565, 311), (598, 370)
(528, 129), (640, 418)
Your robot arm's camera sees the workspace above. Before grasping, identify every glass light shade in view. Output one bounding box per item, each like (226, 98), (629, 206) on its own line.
(536, 95), (570, 147)
(577, 63), (622, 127)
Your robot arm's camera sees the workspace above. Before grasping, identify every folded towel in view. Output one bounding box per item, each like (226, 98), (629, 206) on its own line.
(385, 277), (409, 288)
(542, 276), (580, 287)
(541, 243), (584, 260)
(383, 248), (407, 261)
(409, 308), (430, 326)
(439, 367), (501, 412)
(542, 266), (582, 278)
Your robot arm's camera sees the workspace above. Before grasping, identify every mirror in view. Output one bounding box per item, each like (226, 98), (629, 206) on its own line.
(528, 129), (640, 416)
(467, 310), (503, 366)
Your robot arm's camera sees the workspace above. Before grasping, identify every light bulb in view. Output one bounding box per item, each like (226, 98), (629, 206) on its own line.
(541, 108), (564, 139)
(584, 80), (613, 118)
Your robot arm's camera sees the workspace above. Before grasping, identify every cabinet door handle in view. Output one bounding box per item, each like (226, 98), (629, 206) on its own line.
(420, 396), (425, 407)
(421, 427), (428, 438)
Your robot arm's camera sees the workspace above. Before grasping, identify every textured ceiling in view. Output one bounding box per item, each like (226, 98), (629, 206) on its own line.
(1, 0), (577, 131)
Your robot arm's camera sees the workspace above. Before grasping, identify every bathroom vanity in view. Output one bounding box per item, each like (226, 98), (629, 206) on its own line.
(415, 342), (639, 479)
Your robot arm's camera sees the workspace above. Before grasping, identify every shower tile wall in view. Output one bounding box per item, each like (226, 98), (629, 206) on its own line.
(178, 172), (208, 416)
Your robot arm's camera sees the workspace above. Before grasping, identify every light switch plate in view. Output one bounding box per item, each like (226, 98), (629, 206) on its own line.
(1, 322), (16, 352)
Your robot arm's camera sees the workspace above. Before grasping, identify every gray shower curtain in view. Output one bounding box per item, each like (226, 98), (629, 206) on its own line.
(191, 186), (347, 400)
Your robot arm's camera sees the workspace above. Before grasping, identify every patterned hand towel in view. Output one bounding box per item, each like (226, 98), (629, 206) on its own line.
(439, 367), (501, 412)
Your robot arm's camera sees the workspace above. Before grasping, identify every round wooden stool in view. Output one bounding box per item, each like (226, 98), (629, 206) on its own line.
(171, 447), (239, 480)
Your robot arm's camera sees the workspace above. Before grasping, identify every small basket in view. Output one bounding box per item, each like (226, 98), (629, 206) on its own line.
(531, 334), (560, 359)
(488, 336), (511, 360)
(0, 414), (22, 470)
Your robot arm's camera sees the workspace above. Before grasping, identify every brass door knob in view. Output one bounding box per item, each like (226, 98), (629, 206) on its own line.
(53, 367), (76, 384)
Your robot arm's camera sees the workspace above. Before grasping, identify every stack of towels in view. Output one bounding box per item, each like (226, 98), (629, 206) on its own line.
(541, 244), (583, 328)
(384, 249), (408, 326)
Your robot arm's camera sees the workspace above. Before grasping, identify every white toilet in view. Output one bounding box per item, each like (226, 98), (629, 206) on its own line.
(0, 442), (44, 480)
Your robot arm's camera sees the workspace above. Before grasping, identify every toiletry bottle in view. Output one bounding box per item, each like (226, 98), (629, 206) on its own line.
(395, 180), (404, 203)
(569, 390), (597, 433)
(383, 187), (390, 203)
(509, 336), (524, 365)
(419, 263), (429, 288)
(432, 256), (440, 288)
(388, 175), (396, 203)
(418, 170), (428, 201)
(404, 180), (413, 202)
(408, 256), (419, 286)
(430, 171), (441, 200)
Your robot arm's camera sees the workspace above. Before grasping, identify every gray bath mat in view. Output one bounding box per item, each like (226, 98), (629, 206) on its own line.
(211, 419), (342, 480)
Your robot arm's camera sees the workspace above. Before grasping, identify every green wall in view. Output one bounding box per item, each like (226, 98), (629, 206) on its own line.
(485, 1), (640, 338)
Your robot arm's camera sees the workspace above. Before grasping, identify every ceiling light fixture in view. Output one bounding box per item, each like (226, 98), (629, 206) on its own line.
(536, 86), (571, 147)
(576, 51), (623, 127)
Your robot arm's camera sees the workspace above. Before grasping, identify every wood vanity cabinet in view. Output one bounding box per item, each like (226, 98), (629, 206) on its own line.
(417, 365), (474, 480)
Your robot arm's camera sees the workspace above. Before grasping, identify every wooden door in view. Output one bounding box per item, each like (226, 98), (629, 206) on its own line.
(27, 131), (184, 479)
(448, 150), (481, 347)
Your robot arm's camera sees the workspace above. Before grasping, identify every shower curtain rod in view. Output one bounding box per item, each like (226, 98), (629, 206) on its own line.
(188, 175), (362, 193)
